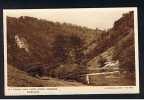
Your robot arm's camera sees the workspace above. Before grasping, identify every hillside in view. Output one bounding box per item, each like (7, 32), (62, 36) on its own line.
(8, 64), (85, 87)
(7, 16), (103, 70)
(7, 11), (136, 86)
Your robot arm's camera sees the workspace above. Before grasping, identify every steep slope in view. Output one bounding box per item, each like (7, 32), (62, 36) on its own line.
(7, 16), (103, 71)
(85, 11), (134, 65)
(87, 11), (135, 85)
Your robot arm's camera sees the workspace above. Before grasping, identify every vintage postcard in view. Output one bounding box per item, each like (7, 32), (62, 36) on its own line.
(3, 7), (139, 96)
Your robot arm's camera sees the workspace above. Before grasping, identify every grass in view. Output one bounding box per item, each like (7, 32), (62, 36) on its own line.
(7, 64), (135, 87)
(7, 64), (85, 87)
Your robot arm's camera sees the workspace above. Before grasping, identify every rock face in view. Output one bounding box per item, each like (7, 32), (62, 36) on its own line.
(112, 11), (135, 72)
(15, 35), (29, 52)
(113, 11), (134, 35)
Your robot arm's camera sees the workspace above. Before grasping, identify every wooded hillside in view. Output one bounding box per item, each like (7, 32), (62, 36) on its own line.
(7, 11), (136, 85)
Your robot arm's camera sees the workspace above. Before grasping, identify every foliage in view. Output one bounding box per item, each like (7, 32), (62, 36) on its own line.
(7, 11), (135, 83)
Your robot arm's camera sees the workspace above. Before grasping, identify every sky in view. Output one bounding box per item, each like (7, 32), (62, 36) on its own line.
(4, 8), (136, 30)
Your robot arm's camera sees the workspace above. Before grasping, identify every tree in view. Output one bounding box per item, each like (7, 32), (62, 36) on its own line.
(52, 34), (87, 80)
(52, 34), (84, 64)
(52, 35), (67, 64)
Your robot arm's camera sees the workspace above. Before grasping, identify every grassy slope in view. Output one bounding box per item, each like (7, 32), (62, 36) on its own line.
(8, 64), (85, 87)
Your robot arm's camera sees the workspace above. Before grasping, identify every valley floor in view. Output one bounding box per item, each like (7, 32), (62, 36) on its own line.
(7, 64), (85, 87)
(7, 64), (135, 87)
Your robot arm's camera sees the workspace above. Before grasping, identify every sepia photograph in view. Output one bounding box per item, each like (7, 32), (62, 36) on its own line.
(3, 8), (139, 95)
